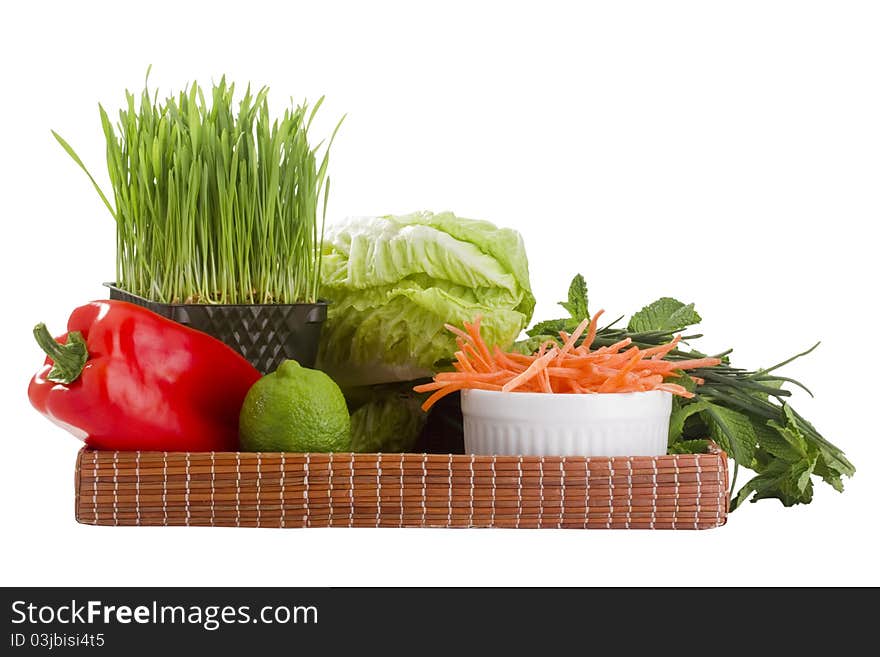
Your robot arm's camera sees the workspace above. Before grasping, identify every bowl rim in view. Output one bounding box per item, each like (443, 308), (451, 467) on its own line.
(460, 388), (672, 400)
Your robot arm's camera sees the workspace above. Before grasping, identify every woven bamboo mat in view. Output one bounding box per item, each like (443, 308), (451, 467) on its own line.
(75, 447), (729, 529)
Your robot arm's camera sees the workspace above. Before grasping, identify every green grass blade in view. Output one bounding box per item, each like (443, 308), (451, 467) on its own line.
(51, 130), (117, 220)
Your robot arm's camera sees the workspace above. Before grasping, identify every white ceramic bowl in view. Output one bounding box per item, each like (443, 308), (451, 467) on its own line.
(461, 389), (673, 457)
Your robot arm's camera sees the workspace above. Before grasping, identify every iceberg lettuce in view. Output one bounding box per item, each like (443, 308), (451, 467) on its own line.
(347, 383), (428, 453)
(318, 211), (534, 386)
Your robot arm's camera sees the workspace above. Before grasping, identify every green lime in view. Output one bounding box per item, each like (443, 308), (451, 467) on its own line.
(239, 360), (351, 452)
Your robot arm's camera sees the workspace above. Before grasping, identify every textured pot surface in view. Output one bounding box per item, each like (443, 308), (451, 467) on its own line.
(106, 284), (327, 374)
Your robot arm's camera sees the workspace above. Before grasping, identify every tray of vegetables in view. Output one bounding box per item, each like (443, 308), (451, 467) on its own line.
(30, 74), (853, 530)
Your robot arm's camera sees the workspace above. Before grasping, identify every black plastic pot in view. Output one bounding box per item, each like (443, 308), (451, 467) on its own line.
(105, 284), (328, 374)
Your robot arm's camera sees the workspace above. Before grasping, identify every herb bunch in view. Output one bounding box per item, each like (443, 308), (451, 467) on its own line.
(53, 71), (343, 304)
(522, 274), (855, 510)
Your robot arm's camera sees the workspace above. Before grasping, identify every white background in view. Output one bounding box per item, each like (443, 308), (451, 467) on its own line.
(2, 0), (878, 586)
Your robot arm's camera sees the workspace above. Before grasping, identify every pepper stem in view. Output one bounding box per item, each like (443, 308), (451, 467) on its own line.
(33, 323), (89, 384)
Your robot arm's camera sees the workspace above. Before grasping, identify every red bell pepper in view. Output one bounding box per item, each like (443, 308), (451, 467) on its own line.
(28, 300), (262, 451)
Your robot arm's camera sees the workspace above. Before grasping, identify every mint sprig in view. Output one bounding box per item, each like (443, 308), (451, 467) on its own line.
(522, 273), (855, 511)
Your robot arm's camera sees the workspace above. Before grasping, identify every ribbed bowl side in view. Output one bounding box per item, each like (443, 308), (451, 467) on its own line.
(461, 389), (672, 457)
(463, 416), (669, 456)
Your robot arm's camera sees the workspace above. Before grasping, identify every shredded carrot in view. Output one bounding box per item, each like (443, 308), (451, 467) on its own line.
(502, 348), (559, 392)
(454, 351), (476, 373)
(415, 309), (722, 411)
(559, 314), (595, 356)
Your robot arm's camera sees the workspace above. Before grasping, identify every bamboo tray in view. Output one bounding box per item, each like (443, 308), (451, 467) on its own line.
(75, 446), (729, 529)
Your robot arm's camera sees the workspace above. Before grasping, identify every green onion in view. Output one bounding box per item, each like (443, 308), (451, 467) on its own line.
(589, 324), (855, 477)
(53, 71), (344, 305)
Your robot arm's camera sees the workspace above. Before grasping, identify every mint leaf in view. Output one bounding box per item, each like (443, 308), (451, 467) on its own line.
(793, 458), (815, 495)
(559, 274), (589, 321)
(701, 402), (757, 467)
(670, 371), (698, 393)
(804, 431), (852, 492)
(526, 319), (570, 338)
(668, 439), (712, 454)
(627, 297), (701, 333)
(814, 450), (846, 492)
(512, 335), (560, 355)
(732, 406), (825, 509)
(668, 398), (708, 445)
(732, 456), (817, 509)
(751, 419), (788, 466)
(765, 404), (810, 461)
(756, 423), (802, 463)
(528, 274), (590, 338)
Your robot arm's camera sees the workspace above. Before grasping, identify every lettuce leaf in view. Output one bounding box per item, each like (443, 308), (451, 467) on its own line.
(318, 212), (535, 386)
(347, 383), (427, 453)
